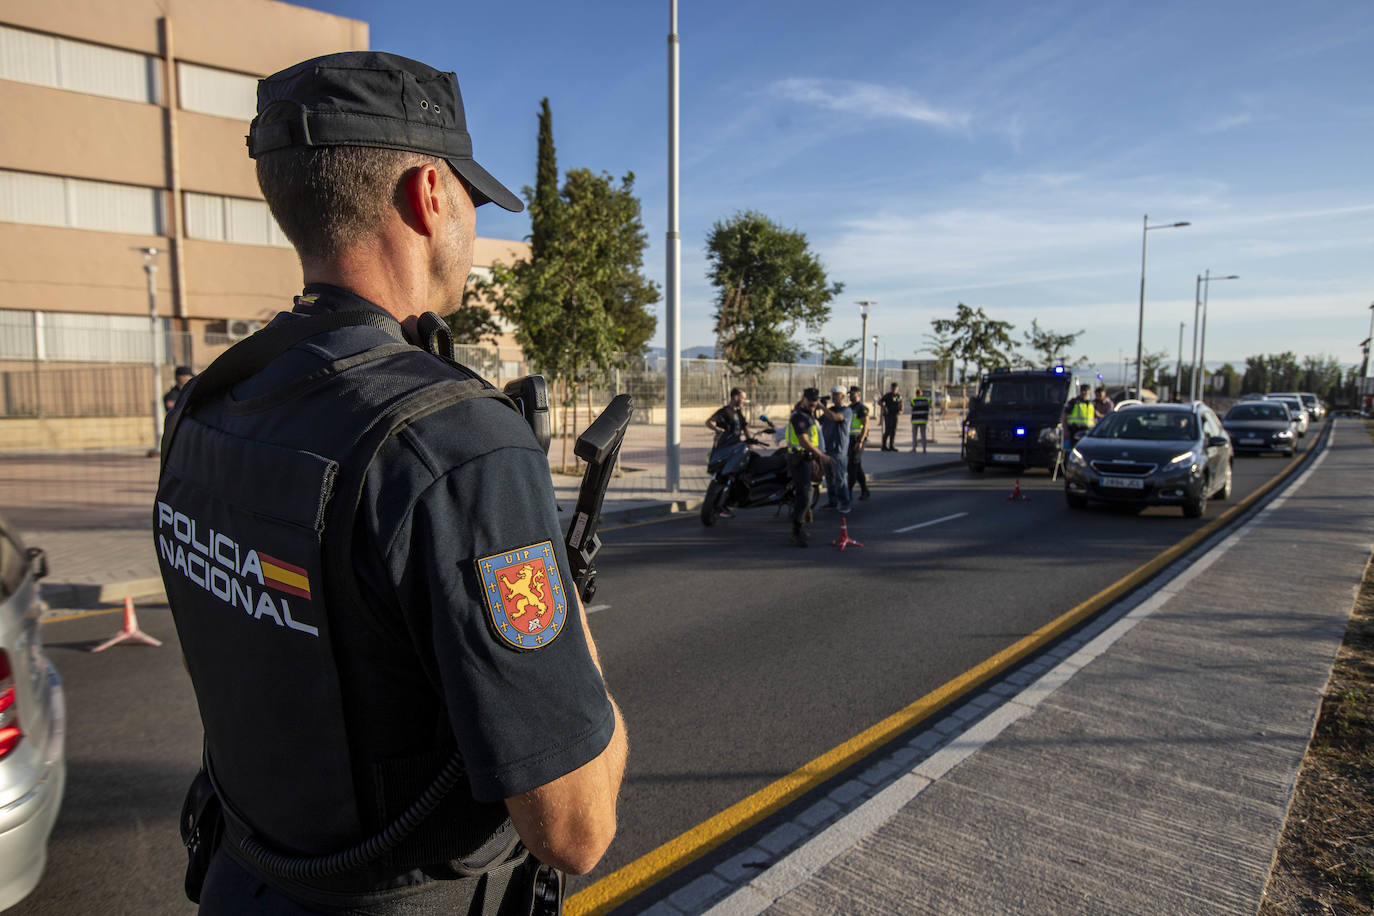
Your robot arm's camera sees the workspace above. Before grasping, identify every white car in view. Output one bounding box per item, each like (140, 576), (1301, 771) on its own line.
(0, 515), (66, 910)
(1265, 396), (1309, 437)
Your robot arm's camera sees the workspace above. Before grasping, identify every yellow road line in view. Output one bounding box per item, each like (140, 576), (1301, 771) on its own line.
(567, 430), (1323, 915)
(42, 607), (127, 624)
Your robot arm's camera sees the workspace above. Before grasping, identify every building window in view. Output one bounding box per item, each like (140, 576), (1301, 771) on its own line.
(183, 192), (291, 248)
(0, 24), (160, 104)
(0, 169), (165, 235)
(0, 309), (170, 363)
(177, 61), (257, 121)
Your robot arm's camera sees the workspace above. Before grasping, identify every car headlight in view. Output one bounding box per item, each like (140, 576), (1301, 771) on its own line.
(964, 426), (978, 442)
(1275, 430), (1292, 438)
(1068, 448), (1086, 467)
(1039, 426), (1058, 443)
(1169, 451), (1194, 464)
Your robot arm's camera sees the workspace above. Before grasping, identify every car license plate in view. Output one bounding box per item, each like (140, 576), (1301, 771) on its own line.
(1100, 476), (1144, 489)
(1239, 438), (1262, 445)
(991, 453), (1020, 463)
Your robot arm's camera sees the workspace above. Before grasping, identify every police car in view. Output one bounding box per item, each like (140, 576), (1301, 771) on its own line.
(962, 367), (1074, 473)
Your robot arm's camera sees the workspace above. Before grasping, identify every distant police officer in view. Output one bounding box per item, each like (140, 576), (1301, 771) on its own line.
(1063, 382), (1096, 447)
(879, 382), (902, 451)
(785, 388), (831, 547)
(163, 365), (194, 412)
(846, 385), (871, 500)
(909, 389), (931, 453)
(156, 52), (626, 915)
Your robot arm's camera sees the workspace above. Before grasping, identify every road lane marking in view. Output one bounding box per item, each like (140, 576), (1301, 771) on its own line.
(566, 422), (1336, 916)
(585, 604), (610, 614)
(894, 511), (968, 533)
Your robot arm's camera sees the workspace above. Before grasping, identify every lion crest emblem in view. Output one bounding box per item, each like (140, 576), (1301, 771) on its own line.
(476, 541), (567, 651)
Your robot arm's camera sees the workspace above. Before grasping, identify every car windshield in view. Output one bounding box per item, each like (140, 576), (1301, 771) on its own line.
(1089, 409), (1197, 441)
(979, 378), (1069, 407)
(1226, 403), (1288, 421)
(1271, 400), (1302, 415)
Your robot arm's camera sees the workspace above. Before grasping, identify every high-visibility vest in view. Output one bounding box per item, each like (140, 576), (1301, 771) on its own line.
(910, 396), (930, 425)
(849, 406), (866, 437)
(785, 413), (820, 451)
(1066, 399), (1095, 427)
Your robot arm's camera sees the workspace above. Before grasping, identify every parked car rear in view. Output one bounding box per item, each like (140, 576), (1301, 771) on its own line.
(0, 514), (66, 910)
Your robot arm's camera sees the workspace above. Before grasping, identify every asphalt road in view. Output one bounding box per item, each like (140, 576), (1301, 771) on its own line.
(13, 440), (1310, 915)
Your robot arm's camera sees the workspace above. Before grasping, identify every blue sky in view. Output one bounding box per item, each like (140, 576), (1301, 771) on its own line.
(298, 0), (1373, 380)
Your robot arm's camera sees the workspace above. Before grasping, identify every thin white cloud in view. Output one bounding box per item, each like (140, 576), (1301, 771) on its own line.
(1198, 112), (1254, 134)
(769, 78), (971, 131)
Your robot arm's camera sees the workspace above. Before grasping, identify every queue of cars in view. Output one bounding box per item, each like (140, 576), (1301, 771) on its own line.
(1063, 391), (1324, 516)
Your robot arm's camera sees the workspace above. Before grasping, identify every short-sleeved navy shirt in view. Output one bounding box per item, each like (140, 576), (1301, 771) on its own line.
(235, 285), (614, 804)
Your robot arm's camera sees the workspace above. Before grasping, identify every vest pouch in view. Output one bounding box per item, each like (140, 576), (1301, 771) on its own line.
(156, 416), (365, 854)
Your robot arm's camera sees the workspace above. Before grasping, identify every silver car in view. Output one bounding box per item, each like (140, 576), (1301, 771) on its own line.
(0, 515), (66, 910)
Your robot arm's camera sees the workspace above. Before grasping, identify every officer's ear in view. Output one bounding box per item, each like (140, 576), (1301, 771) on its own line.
(399, 163), (446, 239)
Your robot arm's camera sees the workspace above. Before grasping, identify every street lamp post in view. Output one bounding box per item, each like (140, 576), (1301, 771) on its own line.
(857, 300), (874, 403)
(140, 247), (163, 452)
(1175, 321), (1184, 402)
(871, 335), (879, 396)
(665, 0), (682, 492)
(1193, 271), (1239, 400)
(1136, 214), (1190, 398)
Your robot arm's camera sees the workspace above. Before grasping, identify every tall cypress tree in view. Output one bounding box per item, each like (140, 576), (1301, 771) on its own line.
(530, 97), (558, 260)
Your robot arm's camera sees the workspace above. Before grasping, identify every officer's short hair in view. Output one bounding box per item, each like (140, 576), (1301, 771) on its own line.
(257, 147), (454, 261)
(729, 387), (744, 398)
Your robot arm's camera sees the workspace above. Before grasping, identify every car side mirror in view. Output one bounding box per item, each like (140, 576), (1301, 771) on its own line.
(1207, 435), (1229, 448)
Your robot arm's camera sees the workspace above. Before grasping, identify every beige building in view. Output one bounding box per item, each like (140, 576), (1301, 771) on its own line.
(0, 0), (529, 448)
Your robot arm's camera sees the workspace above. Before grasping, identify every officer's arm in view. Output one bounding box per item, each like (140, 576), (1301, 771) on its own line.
(504, 597), (628, 875)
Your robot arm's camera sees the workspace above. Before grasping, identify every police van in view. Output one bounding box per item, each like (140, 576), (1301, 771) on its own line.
(961, 367), (1075, 473)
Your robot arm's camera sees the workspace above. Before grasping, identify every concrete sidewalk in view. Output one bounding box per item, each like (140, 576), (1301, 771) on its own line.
(12, 419), (961, 611)
(673, 418), (1370, 916)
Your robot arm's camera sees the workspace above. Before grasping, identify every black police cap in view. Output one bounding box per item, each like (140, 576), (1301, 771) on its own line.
(247, 51), (523, 213)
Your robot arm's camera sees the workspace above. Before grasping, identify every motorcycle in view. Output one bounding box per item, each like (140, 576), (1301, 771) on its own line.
(700, 415), (820, 527)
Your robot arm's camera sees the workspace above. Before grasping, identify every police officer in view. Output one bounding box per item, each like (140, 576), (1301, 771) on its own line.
(156, 52), (626, 915)
(879, 382), (902, 450)
(1063, 382), (1096, 447)
(909, 388), (931, 453)
(784, 388), (831, 547)
(163, 365), (194, 412)
(846, 385), (871, 500)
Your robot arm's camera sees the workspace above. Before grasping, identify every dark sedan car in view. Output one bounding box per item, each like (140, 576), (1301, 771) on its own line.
(1064, 403), (1233, 518)
(1223, 401), (1296, 456)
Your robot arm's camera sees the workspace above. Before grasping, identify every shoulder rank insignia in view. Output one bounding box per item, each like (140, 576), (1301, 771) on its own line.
(475, 541), (568, 651)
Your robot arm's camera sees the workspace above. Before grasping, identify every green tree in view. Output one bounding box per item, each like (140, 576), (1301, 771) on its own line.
(530, 97), (558, 261)
(1300, 354), (1343, 400)
(1020, 319), (1085, 368)
(707, 211), (843, 382)
(930, 304), (1016, 381)
(921, 329), (956, 385)
(1139, 348), (1170, 390)
(486, 166), (659, 469)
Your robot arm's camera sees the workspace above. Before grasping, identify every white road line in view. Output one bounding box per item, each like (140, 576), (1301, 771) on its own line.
(894, 511), (968, 534)
(585, 604), (611, 614)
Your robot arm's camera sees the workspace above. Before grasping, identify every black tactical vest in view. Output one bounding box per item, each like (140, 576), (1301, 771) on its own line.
(156, 307), (523, 908)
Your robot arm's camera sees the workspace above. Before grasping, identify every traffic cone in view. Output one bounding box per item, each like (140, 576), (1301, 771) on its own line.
(829, 516), (865, 551)
(1007, 479), (1031, 501)
(91, 597), (163, 652)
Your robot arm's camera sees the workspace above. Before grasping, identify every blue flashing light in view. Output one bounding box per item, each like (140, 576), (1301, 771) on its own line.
(1053, 366), (1065, 375)
(1096, 373), (1103, 380)
(1015, 427), (1026, 437)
